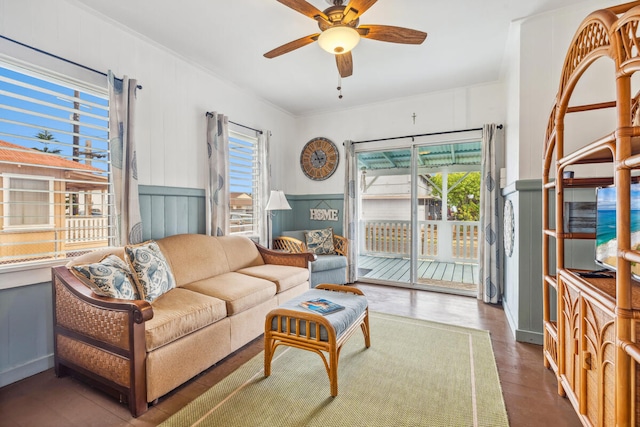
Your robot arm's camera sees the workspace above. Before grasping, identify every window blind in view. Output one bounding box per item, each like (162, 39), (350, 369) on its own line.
(0, 61), (111, 267)
(228, 130), (259, 236)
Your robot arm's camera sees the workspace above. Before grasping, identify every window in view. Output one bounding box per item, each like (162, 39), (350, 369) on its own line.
(0, 60), (110, 267)
(3, 174), (54, 228)
(228, 130), (260, 236)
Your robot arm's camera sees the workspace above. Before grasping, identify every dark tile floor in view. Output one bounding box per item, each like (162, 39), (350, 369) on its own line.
(0, 283), (581, 426)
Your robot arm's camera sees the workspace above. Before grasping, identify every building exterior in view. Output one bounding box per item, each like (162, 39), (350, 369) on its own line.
(0, 140), (108, 265)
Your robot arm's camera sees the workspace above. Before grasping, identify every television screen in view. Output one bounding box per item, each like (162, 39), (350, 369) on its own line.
(595, 184), (640, 278)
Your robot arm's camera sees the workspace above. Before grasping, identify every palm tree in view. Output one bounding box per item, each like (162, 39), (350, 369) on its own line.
(33, 130), (62, 154)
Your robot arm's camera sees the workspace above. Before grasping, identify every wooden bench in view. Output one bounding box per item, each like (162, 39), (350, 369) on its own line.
(264, 284), (370, 396)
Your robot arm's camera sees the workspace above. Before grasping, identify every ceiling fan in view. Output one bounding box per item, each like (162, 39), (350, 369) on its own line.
(264, 0), (427, 78)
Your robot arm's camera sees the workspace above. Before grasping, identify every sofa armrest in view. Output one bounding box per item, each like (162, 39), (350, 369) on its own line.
(255, 242), (316, 268)
(273, 236), (306, 253)
(52, 265), (153, 416)
(333, 235), (348, 257)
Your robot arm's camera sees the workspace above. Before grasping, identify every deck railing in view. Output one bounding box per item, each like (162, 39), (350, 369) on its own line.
(65, 216), (109, 243)
(361, 220), (479, 263)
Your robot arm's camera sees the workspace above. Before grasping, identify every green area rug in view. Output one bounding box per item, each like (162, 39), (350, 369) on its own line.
(160, 312), (509, 427)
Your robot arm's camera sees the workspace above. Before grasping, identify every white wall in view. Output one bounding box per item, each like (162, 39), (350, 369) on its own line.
(501, 0), (623, 343)
(0, 0), (297, 191)
(0, 0), (301, 386)
(288, 82), (506, 195)
(507, 0), (622, 181)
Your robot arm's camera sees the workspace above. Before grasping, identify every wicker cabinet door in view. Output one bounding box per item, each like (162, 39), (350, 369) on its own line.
(560, 278), (581, 400)
(581, 294), (616, 427)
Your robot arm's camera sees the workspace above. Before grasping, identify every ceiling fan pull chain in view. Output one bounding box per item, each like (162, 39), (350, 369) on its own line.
(337, 77), (343, 99)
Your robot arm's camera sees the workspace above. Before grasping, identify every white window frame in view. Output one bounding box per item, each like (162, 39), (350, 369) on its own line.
(2, 173), (55, 230)
(229, 130), (260, 237)
(0, 51), (110, 282)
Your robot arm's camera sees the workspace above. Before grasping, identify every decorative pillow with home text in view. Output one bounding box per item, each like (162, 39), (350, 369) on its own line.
(125, 241), (175, 302)
(72, 254), (140, 300)
(305, 228), (335, 255)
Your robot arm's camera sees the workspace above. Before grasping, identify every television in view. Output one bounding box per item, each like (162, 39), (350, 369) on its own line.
(595, 184), (640, 278)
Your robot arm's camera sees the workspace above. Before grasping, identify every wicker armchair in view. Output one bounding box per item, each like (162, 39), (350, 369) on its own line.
(273, 230), (348, 287)
(273, 234), (348, 256)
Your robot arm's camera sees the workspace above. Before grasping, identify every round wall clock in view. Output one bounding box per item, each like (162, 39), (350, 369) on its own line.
(300, 137), (339, 181)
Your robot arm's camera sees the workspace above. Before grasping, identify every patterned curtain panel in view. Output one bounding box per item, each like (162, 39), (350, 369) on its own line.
(108, 71), (142, 246)
(478, 123), (502, 303)
(257, 131), (271, 246)
(343, 140), (358, 283)
(205, 112), (230, 236)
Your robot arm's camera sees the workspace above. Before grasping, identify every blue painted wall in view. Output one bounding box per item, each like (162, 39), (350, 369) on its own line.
(0, 186), (344, 387)
(0, 185), (205, 387)
(138, 185), (206, 240)
(272, 194), (345, 237)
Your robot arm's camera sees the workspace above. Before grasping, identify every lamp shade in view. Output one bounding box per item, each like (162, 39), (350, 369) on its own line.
(317, 26), (360, 54)
(265, 190), (292, 211)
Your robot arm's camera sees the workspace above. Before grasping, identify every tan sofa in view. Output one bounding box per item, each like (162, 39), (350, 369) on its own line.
(51, 234), (315, 417)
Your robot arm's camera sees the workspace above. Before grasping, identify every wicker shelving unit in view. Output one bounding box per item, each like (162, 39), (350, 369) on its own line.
(542, 2), (640, 426)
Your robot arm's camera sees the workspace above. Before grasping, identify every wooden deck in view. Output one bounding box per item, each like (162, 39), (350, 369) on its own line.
(358, 255), (478, 292)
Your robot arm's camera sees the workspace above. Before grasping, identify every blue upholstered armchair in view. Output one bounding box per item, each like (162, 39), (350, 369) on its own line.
(273, 229), (348, 287)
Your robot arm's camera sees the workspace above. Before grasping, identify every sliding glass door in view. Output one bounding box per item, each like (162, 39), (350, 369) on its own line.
(358, 147), (414, 285)
(356, 140), (481, 296)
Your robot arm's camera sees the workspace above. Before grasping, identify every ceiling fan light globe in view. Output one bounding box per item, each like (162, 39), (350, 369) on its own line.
(318, 26), (360, 54)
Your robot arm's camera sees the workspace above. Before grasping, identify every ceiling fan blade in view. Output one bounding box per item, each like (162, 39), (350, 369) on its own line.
(342, 0), (378, 24)
(359, 25), (427, 44)
(277, 0), (328, 21)
(336, 52), (353, 78)
(264, 34), (320, 59)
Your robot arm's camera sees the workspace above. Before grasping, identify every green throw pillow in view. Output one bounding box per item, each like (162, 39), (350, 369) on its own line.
(305, 228), (335, 255)
(125, 240), (176, 302)
(72, 254), (140, 300)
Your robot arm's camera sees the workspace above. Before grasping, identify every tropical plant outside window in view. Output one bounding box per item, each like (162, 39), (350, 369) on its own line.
(0, 61), (110, 267)
(427, 172), (480, 221)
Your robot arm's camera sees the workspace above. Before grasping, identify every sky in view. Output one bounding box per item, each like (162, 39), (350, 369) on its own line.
(0, 64), (109, 171)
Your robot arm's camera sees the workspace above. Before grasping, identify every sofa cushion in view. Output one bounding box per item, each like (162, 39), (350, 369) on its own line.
(156, 234), (232, 286)
(183, 272), (276, 315)
(71, 255), (140, 300)
(125, 241), (176, 302)
(310, 254), (348, 272)
(305, 228), (335, 255)
(145, 288), (227, 351)
(236, 264), (309, 293)
(216, 235), (265, 271)
(66, 247), (126, 267)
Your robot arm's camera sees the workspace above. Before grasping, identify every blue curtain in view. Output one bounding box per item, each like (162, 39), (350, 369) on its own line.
(478, 123), (502, 303)
(257, 131), (271, 246)
(108, 71), (142, 245)
(343, 140), (357, 283)
(206, 112), (229, 236)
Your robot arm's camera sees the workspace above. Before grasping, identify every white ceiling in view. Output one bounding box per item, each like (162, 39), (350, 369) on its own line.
(72, 0), (589, 116)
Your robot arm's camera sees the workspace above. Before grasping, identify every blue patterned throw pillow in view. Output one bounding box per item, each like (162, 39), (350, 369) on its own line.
(305, 228), (335, 255)
(125, 241), (176, 302)
(72, 255), (140, 300)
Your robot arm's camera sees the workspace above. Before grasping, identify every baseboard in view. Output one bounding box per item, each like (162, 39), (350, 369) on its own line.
(0, 354), (53, 388)
(515, 329), (543, 345)
(503, 298), (543, 345)
(502, 298), (518, 339)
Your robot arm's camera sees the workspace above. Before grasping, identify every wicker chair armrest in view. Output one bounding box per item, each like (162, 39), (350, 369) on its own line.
(52, 266), (153, 325)
(316, 284), (363, 296)
(272, 236), (306, 253)
(332, 235), (348, 257)
(52, 265), (150, 417)
(255, 243), (317, 268)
